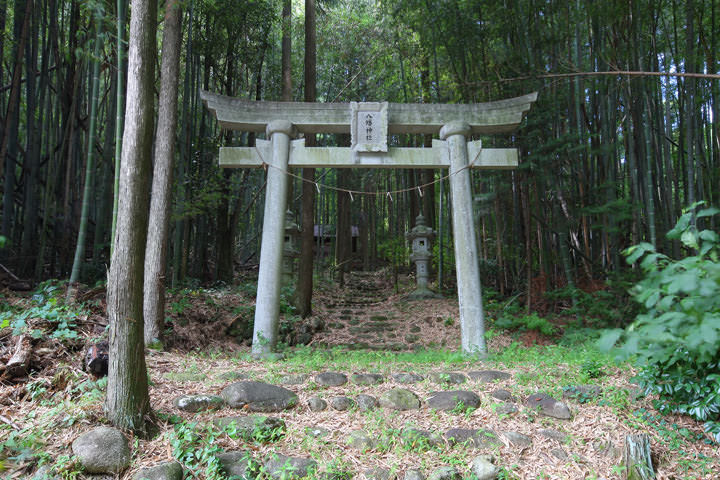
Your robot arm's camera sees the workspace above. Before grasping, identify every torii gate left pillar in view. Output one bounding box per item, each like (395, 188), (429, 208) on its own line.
(202, 91), (537, 357)
(253, 120), (296, 352)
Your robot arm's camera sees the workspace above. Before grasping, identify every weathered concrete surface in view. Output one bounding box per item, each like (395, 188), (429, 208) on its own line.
(251, 121), (296, 357)
(201, 90), (538, 135)
(220, 141), (517, 170)
(441, 122), (487, 355)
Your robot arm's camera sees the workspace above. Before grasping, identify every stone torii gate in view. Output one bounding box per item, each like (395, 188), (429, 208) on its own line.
(201, 91), (537, 357)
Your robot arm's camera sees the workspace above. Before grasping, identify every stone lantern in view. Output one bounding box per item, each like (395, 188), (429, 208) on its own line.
(282, 209), (300, 285)
(407, 214), (441, 299)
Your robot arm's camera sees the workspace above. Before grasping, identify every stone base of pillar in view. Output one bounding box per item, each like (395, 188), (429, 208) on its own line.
(407, 286), (443, 300)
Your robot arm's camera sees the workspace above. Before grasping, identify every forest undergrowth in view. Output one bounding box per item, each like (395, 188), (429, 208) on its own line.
(0, 269), (718, 479)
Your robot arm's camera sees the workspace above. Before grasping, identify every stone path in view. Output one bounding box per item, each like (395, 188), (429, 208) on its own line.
(312, 271), (452, 351)
(72, 367), (614, 480)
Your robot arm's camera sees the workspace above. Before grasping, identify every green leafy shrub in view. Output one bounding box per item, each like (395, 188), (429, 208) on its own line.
(599, 204), (720, 440)
(495, 312), (558, 336)
(0, 283), (82, 340)
(545, 274), (640, 327)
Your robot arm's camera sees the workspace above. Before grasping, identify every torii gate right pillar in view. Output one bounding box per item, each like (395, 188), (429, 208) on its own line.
(441, 121), (486, 355)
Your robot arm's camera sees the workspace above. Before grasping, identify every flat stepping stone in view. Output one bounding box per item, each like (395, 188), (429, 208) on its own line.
(315, 372), (348, 386)
(356, 394), (379, 411)
(264, 454), (317, 479)
(351, 373), (384, 385)
(379, 388), (420, 410)
(429, 372), (467, 385)
(444, 428), (501, 448)
(71, 426), (130, 474)
(539, 428), (568, 443)
(525, 392), (572, 419)
(213, 415), (285, 439)
(427, 466), (460, 480)
(403, 469), (425, 480)
(470, 455), (499, 480)
(347, 430), (377, 451)
(173, 394), (224, 412)
(278, 374), (309, 385)
(490, 389), (516, 402)
(503, 431), (533, 448)
(133, 461), (183, 480)
(402, 428), (444, 449)
(330, 396), (354, 411)
(216, 451), (252, 478)
(307, 396), (327, 412)
(551, 447), (569, 461)
(467, 370), (512, 383)
(426, 390), (480, 411)
(494, 402), (518, 415)
(221, 381), (297, 412)
(391, 373), (424, 384)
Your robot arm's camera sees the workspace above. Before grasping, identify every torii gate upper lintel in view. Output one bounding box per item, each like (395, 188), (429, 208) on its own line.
(200, 90), (538, 358)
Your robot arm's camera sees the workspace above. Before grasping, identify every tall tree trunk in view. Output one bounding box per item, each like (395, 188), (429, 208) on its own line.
(684, 0), (696, 207)
(144, 0), (182, 345)
(69, 13), (103, 294)
(0, 0), (33, 257)
(281, 0), (291, 102)
(336, 168), (352, 287)
(20, 0), (42, 275)
(111, 0), (128, 256)
(106, 0), (157, 435)
(295, 0), (316, 317)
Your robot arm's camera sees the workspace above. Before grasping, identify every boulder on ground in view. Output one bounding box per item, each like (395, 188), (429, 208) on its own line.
(212, 415), (286, 440)
(470, 455), (498, 480)
(444, 428), (501, 448)
(429, 372), (467, 385)
(308, 396), (328, 412)
(525, 392), (572, 419)
(426, 390), (481, 411)
(351, 373), (384, 385)
(172, 394), (224, 412)
(221, 381), (297, 412)
(356, 394), (379, 411)
(133, 461), (183, 480)
(216, 451), (253, 478)
(314, 372), (348, 386)
(71, 426), (130, 474)
(330, 396), (355, 411)
(264, 453), (317, 479)
(347, 430), (377, 451)
(379, 388), (421, 410)
(427, 466), (460, 480)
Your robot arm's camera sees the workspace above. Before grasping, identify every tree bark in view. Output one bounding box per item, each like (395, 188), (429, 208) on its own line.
(111, 0), (128, 256)
(106, 0), (157, 435)
(336, 168), (352, 287)
(144, 0), (183, 345)
(295, 0), (316, 317)
(0, 0), (33, 256)
(281, 0), (291, 102)
(68, 14), (103, 294)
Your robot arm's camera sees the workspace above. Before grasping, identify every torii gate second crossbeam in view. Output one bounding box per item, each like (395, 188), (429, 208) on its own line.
(201, 91), (538, 357)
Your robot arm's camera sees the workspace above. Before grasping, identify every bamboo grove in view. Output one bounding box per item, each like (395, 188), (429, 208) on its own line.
(0, 0), (717, 320)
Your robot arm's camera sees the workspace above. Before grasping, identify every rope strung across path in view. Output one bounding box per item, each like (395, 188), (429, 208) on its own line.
(257, 146), (483, 199)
